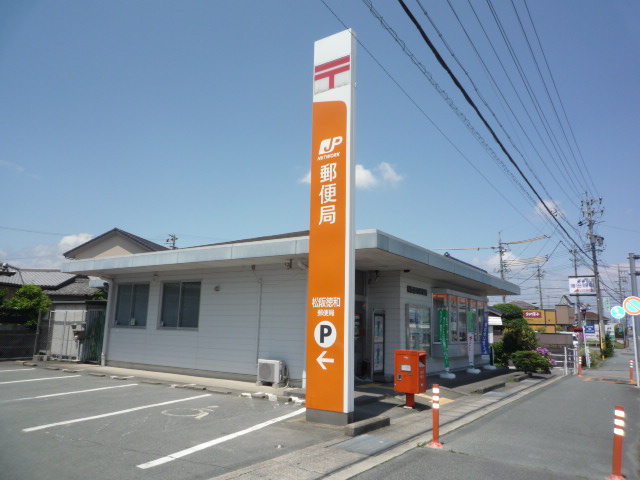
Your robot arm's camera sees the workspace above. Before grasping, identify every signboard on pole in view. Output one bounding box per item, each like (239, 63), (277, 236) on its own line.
(568, 276), (596, 295)
(305, 29), (356, 426)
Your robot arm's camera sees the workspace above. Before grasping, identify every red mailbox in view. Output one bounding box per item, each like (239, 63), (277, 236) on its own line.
(394, 350), (427, 407)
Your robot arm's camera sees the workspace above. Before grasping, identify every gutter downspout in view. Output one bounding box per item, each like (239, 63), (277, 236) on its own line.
(101, 278), (114, 367)
(255, 278), (263, 365)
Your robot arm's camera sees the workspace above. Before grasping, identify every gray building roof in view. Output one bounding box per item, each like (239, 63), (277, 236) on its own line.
(63, 228), (168, 258)
(0, 268), (76, 289)
(62, 229), (520, 297)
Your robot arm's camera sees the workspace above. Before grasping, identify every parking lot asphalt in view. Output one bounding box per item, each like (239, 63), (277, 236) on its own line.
(0, 362), (341, 480)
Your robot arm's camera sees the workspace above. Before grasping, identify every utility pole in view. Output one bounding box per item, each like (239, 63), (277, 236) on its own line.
(617, 266), (628, 304)
(498, 232), (508, 304)
(535, 265), (544, 309)
(570, 249), (581, 322)
(165, 234), (178, 250)
(581, 196), (605, 354)
(629, 253), (639, 388)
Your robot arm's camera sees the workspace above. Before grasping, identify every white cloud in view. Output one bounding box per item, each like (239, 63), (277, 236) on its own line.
(0, 160), (25, 173)
(377, 162), (404, 187)
(534, 199), (564, 220)
(355, 164), (378, 189)
(6, 233), (93, 269)
(299, 162), (404, 190)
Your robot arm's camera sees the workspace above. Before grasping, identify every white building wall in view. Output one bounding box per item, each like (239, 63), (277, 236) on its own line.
(366, 271), (402, 381)
(106, 265), (308, 381)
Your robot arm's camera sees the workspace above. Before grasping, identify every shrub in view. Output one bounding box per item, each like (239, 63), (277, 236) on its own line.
(512, 350), (551, 375)
(491, 341), (508, 366)
(601, 335), (614, 358)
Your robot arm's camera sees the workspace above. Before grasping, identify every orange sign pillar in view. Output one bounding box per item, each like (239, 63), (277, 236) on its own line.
(305, 29), (356, 426)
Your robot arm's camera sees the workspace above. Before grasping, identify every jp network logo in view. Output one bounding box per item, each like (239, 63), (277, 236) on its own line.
(318, 136), (343, 155)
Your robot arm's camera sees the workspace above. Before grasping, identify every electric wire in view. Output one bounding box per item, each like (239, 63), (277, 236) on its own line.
(391, 0), (590, 262)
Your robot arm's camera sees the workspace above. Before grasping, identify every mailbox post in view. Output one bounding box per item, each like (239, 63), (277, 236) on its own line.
(393, 350), (427, 408)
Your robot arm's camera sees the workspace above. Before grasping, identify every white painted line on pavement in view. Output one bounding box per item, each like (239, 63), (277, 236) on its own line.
(0, 368), (36, 373)
(6, 384), (138, 402)
(0, 375), (81, 385)
(137, 408), (306, 469)
(23, 393), (211, 432)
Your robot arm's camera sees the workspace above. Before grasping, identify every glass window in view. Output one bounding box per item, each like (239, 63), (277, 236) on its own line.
(477, 302), (485, 341)
(449, 296), (458, 343)
(458, 297), (467, 342)
(114, 284), (149, 327)
(432, 294), (448, 343)
(160, 282), (201, 328)
(406, 304), (431, 355)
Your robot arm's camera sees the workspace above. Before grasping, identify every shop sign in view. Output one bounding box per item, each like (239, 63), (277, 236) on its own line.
(523, 310), (542, 318)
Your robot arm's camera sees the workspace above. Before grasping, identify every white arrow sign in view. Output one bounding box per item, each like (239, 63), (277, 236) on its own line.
(316, 351), (335, 370)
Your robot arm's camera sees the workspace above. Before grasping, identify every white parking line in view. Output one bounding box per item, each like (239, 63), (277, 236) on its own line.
(23, 394), (211, 432)
(0, 375), (81, 385)
(0, 368), (36, 373)
(137, 408), (306, 469)
(6, 384), (137, 402)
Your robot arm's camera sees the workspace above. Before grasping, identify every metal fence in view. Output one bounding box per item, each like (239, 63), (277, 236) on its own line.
(550, 347), (579, 375)
(0, 310), (44, 360)
(1, 309), (104, 362)
(48, 309), (105, 363)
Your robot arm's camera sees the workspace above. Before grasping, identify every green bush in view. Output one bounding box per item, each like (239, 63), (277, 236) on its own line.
(491, 341), (508, 366)
(502, 318), (538, 356)
(512, 350), (551, 375)
(601, 335), (614, 358)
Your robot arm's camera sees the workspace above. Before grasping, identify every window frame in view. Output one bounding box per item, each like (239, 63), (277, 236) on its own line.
(159, 281), (201, 329)
(113, 283), (150, 328)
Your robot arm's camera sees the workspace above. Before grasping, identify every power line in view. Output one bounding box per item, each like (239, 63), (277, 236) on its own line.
(392, 0), (590, 262)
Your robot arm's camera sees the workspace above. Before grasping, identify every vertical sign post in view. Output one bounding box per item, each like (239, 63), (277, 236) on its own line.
(306, 29), (356, 425)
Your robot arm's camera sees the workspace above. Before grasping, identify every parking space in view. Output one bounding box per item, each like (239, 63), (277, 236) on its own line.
(0, 363), (340, 480)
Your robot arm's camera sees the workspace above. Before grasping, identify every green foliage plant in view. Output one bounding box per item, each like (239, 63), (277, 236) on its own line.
(502, 318), (538, 357)
(4, 285), (51, 327)
(512, 350), (550, 375)
(491, 341), (508, 366)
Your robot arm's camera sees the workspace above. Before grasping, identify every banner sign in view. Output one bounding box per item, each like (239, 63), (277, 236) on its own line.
(305, 30), (356, 424)
(569, 276), (596, 295)
(467, 311), (474, 367)
(438, 309), (449, 370)
(480, 310), (489, 357)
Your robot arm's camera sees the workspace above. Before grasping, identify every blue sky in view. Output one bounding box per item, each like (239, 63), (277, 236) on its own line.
(1, 1), (638, 309)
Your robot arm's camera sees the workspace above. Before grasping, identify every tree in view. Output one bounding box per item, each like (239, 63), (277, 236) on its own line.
(4, 285), (51, 327)
(502, 318), (538, 357)
(491, 303), (524, 323)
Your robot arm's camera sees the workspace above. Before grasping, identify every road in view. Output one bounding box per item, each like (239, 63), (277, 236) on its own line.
(355, 347), (639, 480)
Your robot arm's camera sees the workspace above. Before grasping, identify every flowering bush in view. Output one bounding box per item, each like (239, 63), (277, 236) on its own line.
(533, 347), (557, 367)
(512, 349), (555, 375)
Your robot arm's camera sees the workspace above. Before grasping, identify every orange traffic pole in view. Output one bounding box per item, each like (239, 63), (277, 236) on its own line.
(577, 356), (582, 377)
(630, 360), (634, 383)
(427, 384), (443, 449)
(607, 406), (625, 480)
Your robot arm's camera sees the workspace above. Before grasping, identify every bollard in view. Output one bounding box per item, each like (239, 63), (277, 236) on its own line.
(607, 406), (625, 480)
(577, 355), (582, 377)
(630, 360), (634, 383)
(427, 384), (443, 449)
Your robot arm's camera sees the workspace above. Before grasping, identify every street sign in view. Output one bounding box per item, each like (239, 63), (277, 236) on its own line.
(611, 306), (626, 320)
(622, 296), (640, 316)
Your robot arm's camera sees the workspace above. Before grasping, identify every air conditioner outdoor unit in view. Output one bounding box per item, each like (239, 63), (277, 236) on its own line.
(257, 359), (285, 385)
